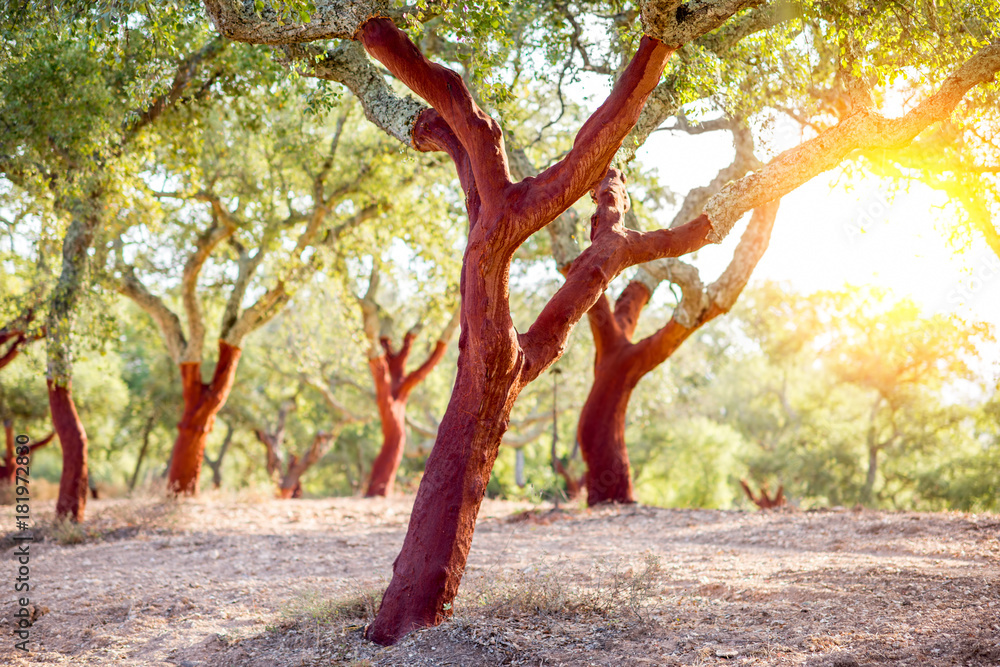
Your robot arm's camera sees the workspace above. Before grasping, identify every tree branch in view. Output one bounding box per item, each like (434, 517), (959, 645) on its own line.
(282, 41), (427, 146)
(630, 199), (780, 375)
(519, 169), (714, 382)
(358, 18), (511, 206)
(396, 307), (458, 398)
(640, 0), (766, 47)
(283, 429), (337, 485)
(204, 0), (386, 43)
(613, 281), (652, 340)
(702, 39), (1000, 241)
(516, 36), (675, 239)
(117, 265), (188, 364)
(125, 37), (227, 142)
(182, 200), (238, 363)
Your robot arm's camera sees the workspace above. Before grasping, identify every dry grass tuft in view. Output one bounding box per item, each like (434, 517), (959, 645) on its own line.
(1, 498), (180, 549)
(466, 551), (663, 624)
(279, 586), (383, 628)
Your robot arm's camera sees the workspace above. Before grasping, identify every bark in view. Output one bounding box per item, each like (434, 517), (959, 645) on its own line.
(739, 479), (785, 509)
(128, 412), (158, 492)
(363, 320), (455, 497)
(48, 380), (88, 521)
(204, 419), (234, 490)
(167, 341), (242, 495)
(577, 290), (647, 505)
(358, 18), (716, 645)
(47, 207), (98, 522)
(364, 363), (407, 497)
(639, 0), (763, 48)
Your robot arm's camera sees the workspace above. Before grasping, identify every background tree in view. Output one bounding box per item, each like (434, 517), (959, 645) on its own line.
(1, 1), (233, 519)
(713, 283), (994, 508)
(252, 394), (342, 498)
(355, 264), (459, 497)
(112, 90), (403, 494)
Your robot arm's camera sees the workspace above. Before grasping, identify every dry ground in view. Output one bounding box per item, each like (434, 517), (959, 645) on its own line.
(1, 493), (999, 666)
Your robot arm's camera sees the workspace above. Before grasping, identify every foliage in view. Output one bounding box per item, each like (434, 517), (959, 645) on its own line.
(2, 1), (999, 514)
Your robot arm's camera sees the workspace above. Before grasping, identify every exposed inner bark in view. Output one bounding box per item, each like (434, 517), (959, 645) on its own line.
(365, 333), (450, 497)
(740, 479), (786, 509)
(578, 201), (779, 505)
(578, 283), (651, 505)
(48, 380), (88, 521)
(357, 18), (720, 645)
(167, 341), (242, 495)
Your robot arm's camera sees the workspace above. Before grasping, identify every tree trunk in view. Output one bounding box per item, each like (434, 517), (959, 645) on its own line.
(365, 343), (521, 644)
(362, 331), (450, 498)
(574, 199), (779, 507)
(356, 20), (702, 645)
(578, 360), (638, 505)
(364, 392), (407, 497)
(863, 446), (879, 505)
(576, 286), (651, 506)
(48, 380), (89, 521)
(205, 420), (234, 490)
(277, 431), (335, 498)
(128, 412), (157, 492)
(577, 316), (701, 506)
(277, 453), (302, 499)
(167, 341), (241, 495)
(47, 210), (98, 522)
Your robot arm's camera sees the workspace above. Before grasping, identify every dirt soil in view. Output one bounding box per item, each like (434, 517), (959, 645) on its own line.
(2, 495), (999, 666)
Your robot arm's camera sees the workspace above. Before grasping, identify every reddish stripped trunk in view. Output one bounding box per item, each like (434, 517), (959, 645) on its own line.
(365, 390), (406, 497)
(167, 341), (241, 495)
(578, 286), (709, 506)
(578, 358), (639, 505)
(364, 336), (448, 498)
(740, 479), (786, 509)
(366, 339), (522, 640)
(48, 381), (89, 521)
(277, 454), (303, 499)
(357, 18), (712, 645)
